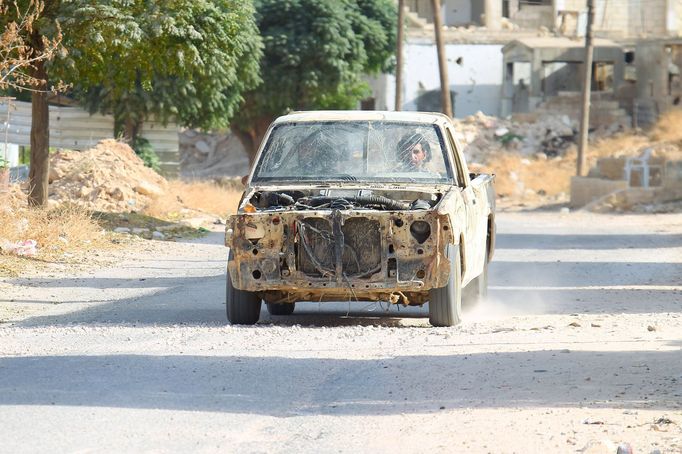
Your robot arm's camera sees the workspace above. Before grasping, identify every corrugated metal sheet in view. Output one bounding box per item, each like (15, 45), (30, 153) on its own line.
(0, 100), (180, 176)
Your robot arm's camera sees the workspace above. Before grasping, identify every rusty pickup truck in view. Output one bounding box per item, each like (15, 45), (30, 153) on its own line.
(225, 111), (495, 326)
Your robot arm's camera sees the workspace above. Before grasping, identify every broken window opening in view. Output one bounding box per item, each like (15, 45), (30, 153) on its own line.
(252, 121), (454, 185)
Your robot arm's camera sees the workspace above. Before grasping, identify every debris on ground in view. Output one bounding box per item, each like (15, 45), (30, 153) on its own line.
(48, 139), (168, 212)
(12, 139), (242, 226)
(0, 239), (37, 257)
(453, 111), (579, 164)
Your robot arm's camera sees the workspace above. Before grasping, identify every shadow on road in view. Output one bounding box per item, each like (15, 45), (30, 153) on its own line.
(7, 227), (682, 328)
(497, 233), (682, 250)
(0, 349), (679, 415)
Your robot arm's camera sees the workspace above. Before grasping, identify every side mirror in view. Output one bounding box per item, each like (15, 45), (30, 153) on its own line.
(241, 175), (249, 186)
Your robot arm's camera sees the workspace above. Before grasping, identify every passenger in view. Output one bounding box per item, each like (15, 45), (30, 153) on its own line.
(397, 133), (432, 170)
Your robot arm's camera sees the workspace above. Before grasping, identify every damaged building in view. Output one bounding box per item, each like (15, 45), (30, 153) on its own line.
(634, 38), (682, 126)
(370, 0), (682, 125)
(500, 36), (631, 130)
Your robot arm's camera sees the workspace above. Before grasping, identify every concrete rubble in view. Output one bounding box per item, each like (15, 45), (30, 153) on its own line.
(452, 110), (578, 164)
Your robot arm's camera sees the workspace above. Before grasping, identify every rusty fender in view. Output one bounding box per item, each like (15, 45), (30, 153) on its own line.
(225, 209), (455, 304)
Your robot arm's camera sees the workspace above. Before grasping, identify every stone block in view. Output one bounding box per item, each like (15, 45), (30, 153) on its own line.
(570, 176), (628, 208)
(597, 157), (626, 180)
(664, 160), (682, 190)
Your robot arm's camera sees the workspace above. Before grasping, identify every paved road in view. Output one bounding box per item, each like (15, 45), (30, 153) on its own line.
(1, 211), (681, 453)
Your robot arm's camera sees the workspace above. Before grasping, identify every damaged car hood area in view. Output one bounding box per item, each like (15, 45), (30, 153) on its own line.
(226, 183), (458, 305)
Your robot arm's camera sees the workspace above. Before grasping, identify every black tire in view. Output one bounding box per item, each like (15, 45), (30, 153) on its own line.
(463, 257), (488, 309)
(428, 244), (462, 327)
(266, 302), (296, 316)
(226, 252), (261, 325)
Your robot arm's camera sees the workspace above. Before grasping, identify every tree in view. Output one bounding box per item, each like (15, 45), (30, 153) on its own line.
(0, 1), (63, 92)
(0, 0), (262, 207)
(231, 0), (396, 160)
(72, 1), (262, 143)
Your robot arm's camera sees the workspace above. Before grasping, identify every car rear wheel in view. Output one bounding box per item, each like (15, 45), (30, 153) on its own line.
(266, 302), (296, 316)
(226, 252), (261, 325)
(428, 244), (462, 327)
(463, 256), (488, 309)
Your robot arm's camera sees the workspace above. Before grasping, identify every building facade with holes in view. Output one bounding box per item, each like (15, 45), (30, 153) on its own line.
(367, 0), (682, 123)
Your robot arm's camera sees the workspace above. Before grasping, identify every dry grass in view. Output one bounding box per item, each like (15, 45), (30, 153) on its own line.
(649, 109), (682, 142)
(483, 111), (682, 204)
(143, 180), (243, 220)
(478, 153), (575, 199)
(0, 190), (117, 275)
(588, 133), (650, 159)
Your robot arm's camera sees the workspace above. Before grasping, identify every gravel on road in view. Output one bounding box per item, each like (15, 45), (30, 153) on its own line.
(1, 211), (681, 453)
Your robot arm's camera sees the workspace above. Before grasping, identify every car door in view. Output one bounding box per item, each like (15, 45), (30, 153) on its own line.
(443, 126), (480, 286)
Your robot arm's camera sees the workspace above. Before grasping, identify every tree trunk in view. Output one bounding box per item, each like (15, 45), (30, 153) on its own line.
(231, 116), (273, 165)
(28, 56), (49, 207)
(124, 117), (140, 145)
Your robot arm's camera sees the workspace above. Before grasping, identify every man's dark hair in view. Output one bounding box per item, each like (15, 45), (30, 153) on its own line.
(397, 133), (432, 164)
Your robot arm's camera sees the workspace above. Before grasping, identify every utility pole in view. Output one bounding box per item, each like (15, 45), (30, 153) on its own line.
(577, 0), (595, 176)
(395, 0), (405, 111)
(431, 0), (453, 117)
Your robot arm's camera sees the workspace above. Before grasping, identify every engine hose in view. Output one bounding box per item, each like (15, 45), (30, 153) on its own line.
(306, 195), (410, 211)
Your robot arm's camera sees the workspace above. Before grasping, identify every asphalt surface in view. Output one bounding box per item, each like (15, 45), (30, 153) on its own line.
(1, 211), (681, 453)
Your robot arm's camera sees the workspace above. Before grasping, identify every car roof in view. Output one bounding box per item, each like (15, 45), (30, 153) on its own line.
(273, 110), (452, 125)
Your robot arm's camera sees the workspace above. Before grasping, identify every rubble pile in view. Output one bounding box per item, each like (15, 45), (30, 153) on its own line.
(180, 130), (250, 180)
(48, 139), (168, 212)
(453, 111), (578, 165)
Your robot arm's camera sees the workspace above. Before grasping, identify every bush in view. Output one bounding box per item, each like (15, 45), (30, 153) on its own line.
(132, 137), (160, 172)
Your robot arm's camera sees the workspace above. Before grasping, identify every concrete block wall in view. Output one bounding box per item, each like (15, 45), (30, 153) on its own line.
(664, 161), (682, 190)
(509, 5), (554, 29)
(556, 0), (669, 38)
(535, 92), (631, 129)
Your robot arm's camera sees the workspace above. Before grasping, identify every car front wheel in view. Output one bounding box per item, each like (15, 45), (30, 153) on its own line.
(226, 252), (261, 325)
(428, 244), (462, 327)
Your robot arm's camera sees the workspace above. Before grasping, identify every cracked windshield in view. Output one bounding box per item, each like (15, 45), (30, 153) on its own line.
(253, 121), (452, 183)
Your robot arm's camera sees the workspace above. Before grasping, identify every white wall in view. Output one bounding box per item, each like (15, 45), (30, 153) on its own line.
(0, 100), (180, 175)
(396, 41), (503, 117)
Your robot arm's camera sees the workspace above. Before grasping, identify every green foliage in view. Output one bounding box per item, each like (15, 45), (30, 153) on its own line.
(233, 0), (396, 131)
(60, 0), (262, 134)
(0, 1), (262, 133)
(131, 137), (160, 172)
(496, 132), (524, 145)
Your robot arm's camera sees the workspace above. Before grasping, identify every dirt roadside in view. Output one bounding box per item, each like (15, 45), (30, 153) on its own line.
(1, 211), (681, 453)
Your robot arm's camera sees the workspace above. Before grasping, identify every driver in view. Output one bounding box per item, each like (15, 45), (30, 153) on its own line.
(397, 133), (432, 170)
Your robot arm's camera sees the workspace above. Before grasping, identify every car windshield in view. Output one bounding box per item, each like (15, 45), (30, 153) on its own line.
(251, 120), (453, 184)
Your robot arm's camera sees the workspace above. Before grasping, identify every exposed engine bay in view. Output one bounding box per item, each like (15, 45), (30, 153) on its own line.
(246, 188), (442, 212)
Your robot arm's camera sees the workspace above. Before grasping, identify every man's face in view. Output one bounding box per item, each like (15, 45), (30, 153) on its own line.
(410, 143), (426, 167)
